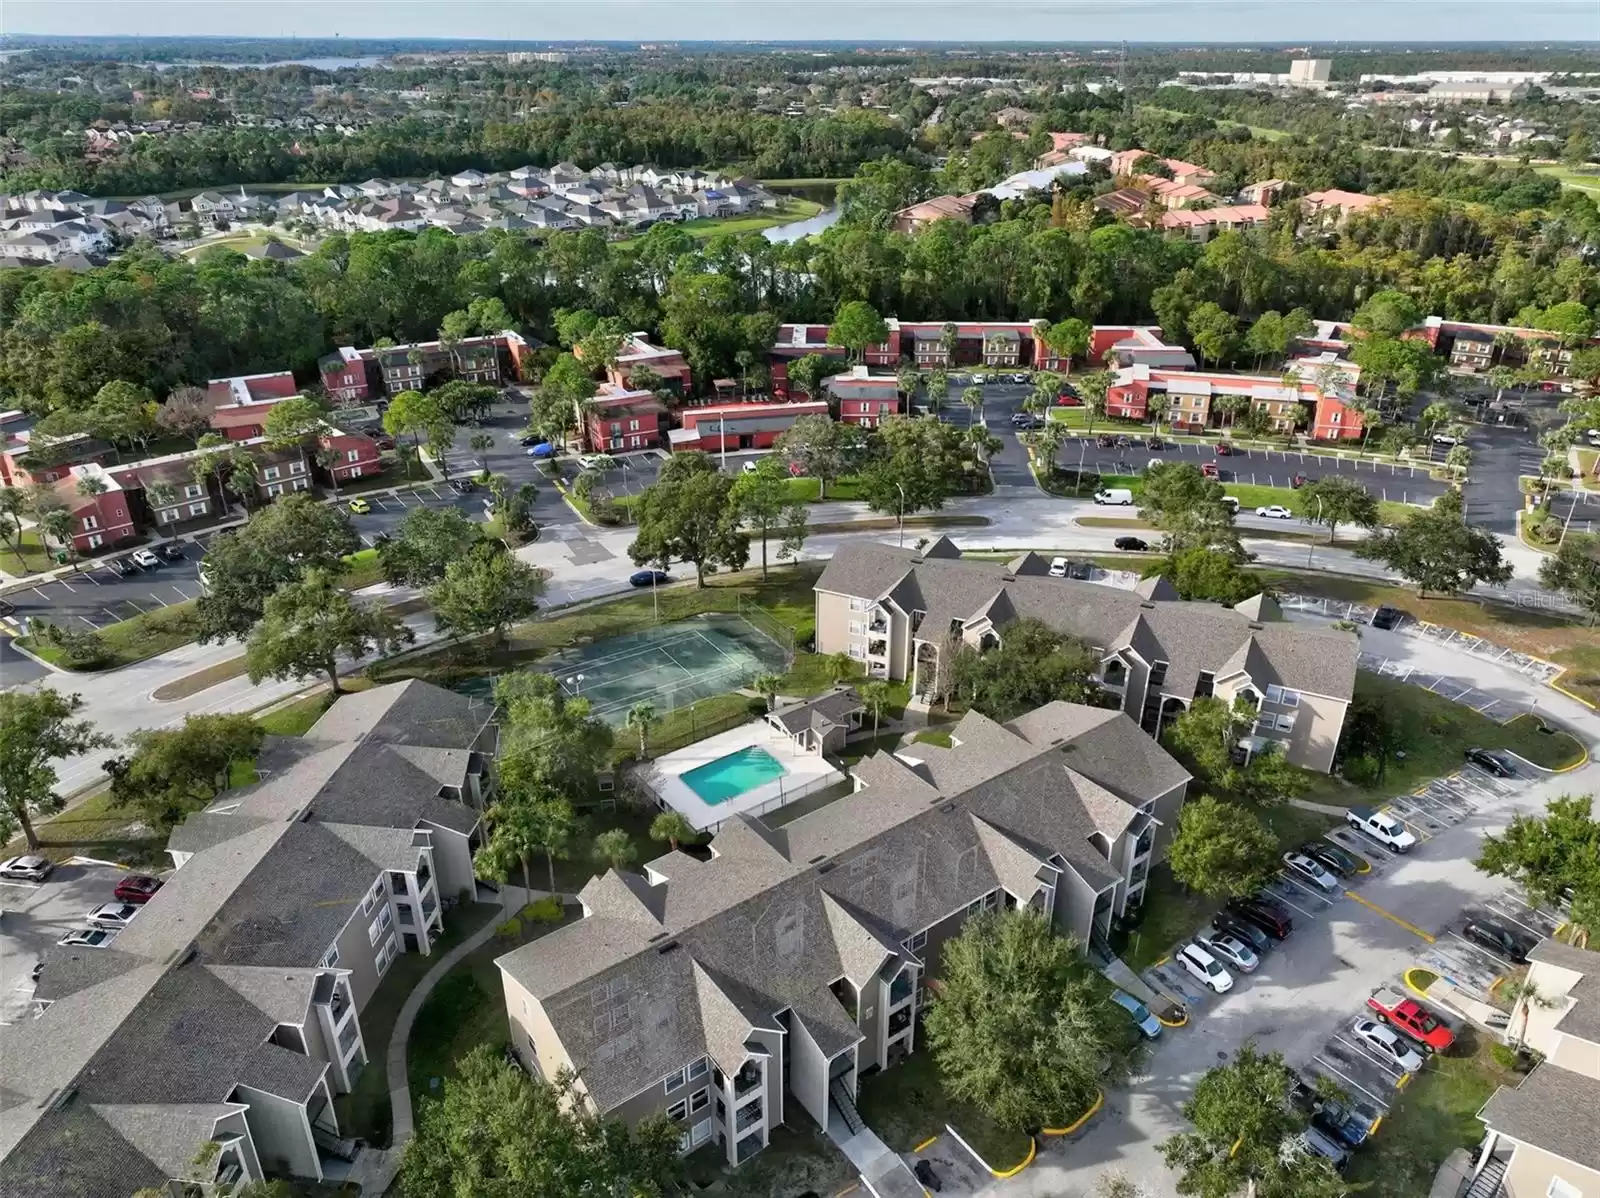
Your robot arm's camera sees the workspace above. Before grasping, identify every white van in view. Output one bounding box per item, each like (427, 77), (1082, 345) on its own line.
(1094, 488), (1134, 506)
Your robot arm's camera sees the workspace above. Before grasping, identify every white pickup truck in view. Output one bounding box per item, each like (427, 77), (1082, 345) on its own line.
(1346, 806), (1417, 853)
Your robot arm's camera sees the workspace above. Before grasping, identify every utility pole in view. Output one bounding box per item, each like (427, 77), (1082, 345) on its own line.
(1119, 41), (1131, 116)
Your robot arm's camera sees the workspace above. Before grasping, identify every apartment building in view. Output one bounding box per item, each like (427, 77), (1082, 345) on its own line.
(0, 425), (115, 488)
(205, 371), (301, 439)
(318, 331), (532, 399)
(1160, 203), (1270, 242)
(44, 462), (138, 553)
(581, 383), (669, 453)
(0, 680), (496, 1198)
(319, 346), (382, 404)
(1105, 363), (1365, 442)
(813, 540), (1358, 773)
(1472, 938), (1600, 1198)
(497, 698), (1189, 1167)
(669, 400), (831, 453)
(1413, 316), (1593, 379)
(824, 367), (903, 427)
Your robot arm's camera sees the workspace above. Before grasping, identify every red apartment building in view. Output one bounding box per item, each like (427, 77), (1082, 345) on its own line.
(592, 332), (693, 393)
(319, 347), (381, 405)
(1106, 363), (1365, 442)
(319, 428), (384, 482)
(581, 384), (668, 453)
(824, 367), (903, 427)
(0, 428), (115, 489)
(669, 400), (830, 453)
(48, 464), (138, 553)
(767, 322), (1193, 400)
(205, 371), (301, 440)
(318, 332), (532, 400)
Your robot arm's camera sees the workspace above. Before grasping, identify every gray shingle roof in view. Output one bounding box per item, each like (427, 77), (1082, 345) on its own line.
(498, 699), (1185, 1112)
(816, 541), (1357, 701)
(1480, 1061), (1600, 1172)
(1557, 973), (1600, 1044)
(305, 677), (493, 748)
(769, 686), (864, 737)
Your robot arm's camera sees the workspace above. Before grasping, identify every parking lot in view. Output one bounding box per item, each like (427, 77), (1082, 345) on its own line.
(0, 860), (131, 1024)
(1, 539), (211, 634)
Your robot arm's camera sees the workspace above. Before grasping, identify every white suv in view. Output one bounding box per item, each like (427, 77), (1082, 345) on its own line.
(1177, 943), (1234, 994)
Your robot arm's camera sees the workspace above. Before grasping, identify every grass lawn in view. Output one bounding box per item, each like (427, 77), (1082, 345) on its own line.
(856, 1044), (1034, 1169)
(545, 805), (665, 894)
(779, 475), (865, 503)
(677, 196), (824, 239)
(685, 1120), (858, 1198)
(254, 677), (376, 736)
(913, 729), (954, 748)
(1533, 163), (1600, 193)
(407, 906), (572, 1104)
(1301, 672), (1584, 805)
(335, 900), (501, 1146)
(0, 528), (61, 576)
(18, 600), (203, 670)
(1344, 1030), (1520, 1198)
(0, 787), (168, 870)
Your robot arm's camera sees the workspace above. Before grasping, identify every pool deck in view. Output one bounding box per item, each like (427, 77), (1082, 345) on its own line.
(642, 720), (845, 832)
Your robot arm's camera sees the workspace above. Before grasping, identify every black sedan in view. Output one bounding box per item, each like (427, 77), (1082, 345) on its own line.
(630, 569), (670, 588)
(156, 542), (189, 562)
(1461, 919), (1537, 963)
(1113, 536), (1149, 552)
(1301, 840), (1366, 878)
(1370, 605), (1402, 630)
(1464, 748), (1515, 778)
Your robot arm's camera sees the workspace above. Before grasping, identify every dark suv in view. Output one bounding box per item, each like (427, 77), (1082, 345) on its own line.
(1226, 896), (1293, 940)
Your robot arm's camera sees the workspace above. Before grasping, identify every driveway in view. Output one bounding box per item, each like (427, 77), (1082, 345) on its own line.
(0, 861), (131, 1024)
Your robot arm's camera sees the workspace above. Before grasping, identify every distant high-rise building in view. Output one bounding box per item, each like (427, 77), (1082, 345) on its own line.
(1288, 59), (1333, 88)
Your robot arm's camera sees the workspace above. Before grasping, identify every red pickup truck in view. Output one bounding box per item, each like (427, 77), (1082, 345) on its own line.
(1367, 988), (1456, 1052)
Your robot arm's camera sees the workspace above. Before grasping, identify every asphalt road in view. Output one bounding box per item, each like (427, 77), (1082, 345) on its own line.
(0, 861), (130, 1024)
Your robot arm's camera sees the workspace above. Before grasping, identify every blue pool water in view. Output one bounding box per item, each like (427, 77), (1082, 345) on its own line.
(681, 747), (789, 805)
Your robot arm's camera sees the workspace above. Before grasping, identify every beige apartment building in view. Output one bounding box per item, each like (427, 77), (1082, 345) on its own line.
(812, 539), (1358, 773)
(1472, 938), (1600, 1198)
(0, 680), (497, 1198)
(498, 700), (1190, 1168)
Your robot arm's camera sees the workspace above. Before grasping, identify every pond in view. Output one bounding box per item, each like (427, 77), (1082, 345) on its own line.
(765, 183), (840, 243)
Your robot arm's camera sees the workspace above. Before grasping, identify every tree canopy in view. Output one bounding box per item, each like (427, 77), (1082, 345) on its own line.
(1354, 491), (1512, 598)
(104, 713), (263, 833)
(1477, 794), (1600, 945)
(494, 671), (616, 802)
(1166, 795), (1281, 899)
(950, 616), (1100, 722)
(0, 689), (113, 850)
(628, 454), (750, 587)
(246, 568), (414, 694)
(428, 542), (548, 645)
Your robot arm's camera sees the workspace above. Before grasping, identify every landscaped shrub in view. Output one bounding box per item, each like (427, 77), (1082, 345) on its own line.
(523, 896), (564, 923)
(1490, 1043), (1521, 1070)
(495, 915), (523, 939)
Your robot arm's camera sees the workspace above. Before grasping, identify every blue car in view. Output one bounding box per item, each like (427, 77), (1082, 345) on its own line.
(630, 569), (670, 588)
(1110, 989), (1162, 1039)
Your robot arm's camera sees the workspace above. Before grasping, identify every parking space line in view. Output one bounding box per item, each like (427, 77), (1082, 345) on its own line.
(56, 579), (76, 592)
(1444, 931), (1517, 969)
(1345, 892), (1436, 942)
(31, 587), (52, 601)
(1310, 1058), (1393, 1108)
(1332, 1032), (1407, 1079)
(83, 571), (101, 584)
(102, 607), (122, 622)
(78, 615), (100, 629)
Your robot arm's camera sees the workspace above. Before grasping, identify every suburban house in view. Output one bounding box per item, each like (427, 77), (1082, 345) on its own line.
(581, 383), (670, 453)
(1472, 937), (1600, 1198)
(496, 697), (1190, 1167)
(823, 367), (903, 427)
(252, 445), (313, 500)
(205, 371), (301, 440)
(889, 194), (978, 235)
(1105, 363), (1366, 441)
(0, 681), (496, 1198)
(812, 540), (1358, 773)
(669, 400), (831, 454)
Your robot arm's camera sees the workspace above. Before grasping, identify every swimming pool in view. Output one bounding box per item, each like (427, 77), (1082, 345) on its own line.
(680, 746), (790, 805)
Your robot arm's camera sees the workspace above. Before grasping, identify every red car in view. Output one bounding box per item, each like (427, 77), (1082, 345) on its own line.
(1215, 442), (1234, 456)
(113, 874), (164, 904)
(1201, 462), (1219, 478)
(1367, 988), (1456, 1052)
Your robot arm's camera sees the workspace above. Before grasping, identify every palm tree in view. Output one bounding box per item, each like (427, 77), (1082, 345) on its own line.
(0, 488), (27, 567)
(1146, 393), (1171, 436)
(74, 474), (108, 500)
(625, 701), (659, 757)
(1030, 371), (1060, 415)
(1214, 394), (1249, 430)
(897, 365), (922, 403)
(926, 368), (950, 414)
(37, 508), (74, 568)
(469, 432), (494, 474)
(649, 811), (696, 852)
(963, 424), (1002, 464)
(860, 680), (893, 737)
(939, 322), (959, 365)
(1487, 365), (1518, 404)
(754, 673), (783, 712)
(592, 828), (637, 871)
(1035, 421), (1068, 476)
(960, 385), (984, 424)
(1503, 977), (1559, 1051)
(827, 652), (856, 684)
(1076, 370), (1113, 435)
(474, 795), (544, 895)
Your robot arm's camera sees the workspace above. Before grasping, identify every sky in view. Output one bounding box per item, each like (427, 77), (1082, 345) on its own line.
(4, 0), (1598, 44)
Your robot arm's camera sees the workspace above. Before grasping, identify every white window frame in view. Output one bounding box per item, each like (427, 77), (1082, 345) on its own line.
(321, 945), (340, 968)
(1265, 685), (1300, 708)
(689, 1087), (710, 1114)
(184, 483), (203, 498)
(86, 533), (103, 550)
(687, 1058), (709, 1082)
(158, 508), (179, 524)
(663, 1067), (687, 1095)
(847, 621), (866, 636)
(262, 466), (281, 481)
(188, 501), (208, 517)
(667, 1098), (688, 1121)
(347, 448), (361, 462)
(1547, 1180), (1582, 1198)
(905, 930), (927, 952)
(82, 514), (99, 531)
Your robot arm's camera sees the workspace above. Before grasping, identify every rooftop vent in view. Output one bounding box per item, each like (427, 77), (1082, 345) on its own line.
(807, 854), (829, 865)
(656, 941), (680, 955)
(817, 862), (838, 876)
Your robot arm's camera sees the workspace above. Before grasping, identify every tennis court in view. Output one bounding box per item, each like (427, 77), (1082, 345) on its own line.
(539, 612), (790, 724)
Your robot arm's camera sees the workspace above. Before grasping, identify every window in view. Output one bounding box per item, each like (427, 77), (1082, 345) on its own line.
(664, 1067), (687, 1094)
(158, 508), (178, 524)
(82, 515), (99, 531)
(347, 449), (361, 462)
(849, 598), (870, 611)
(847, 644), (865, 660)
(368, 905), (392, 946)
(966, 898), (983, 916)
(687, 1058), (709, 1082)
(288, 460), (304, 474)
(1148, 660), (1169, 688)
(376, 935), (398, 976)
(628, 419), (641, 431)
(1255, 713), (1296, 735)
(690, 1087), (710, 1113)
(86, 534), (103, 550)
(184, 484), (203, 498)
(667, 1099), (688, 1121)
(266, 484), (284, 498)
(1547, 1181), (1582, 1198)
(1265, 685), (1300, 708)
(263, 466), (281, 481)
(847, 621), (866, 636)
(321, 946), (340, 968)
(983, 890), (1000, 910)
(348, 466), (363, 479)
(292, 479), (310, 492)
(188, 502), (208, 517)
(905, 930), (927, 952)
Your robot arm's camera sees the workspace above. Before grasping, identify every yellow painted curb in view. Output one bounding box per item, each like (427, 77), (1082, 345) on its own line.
(1356, 860), (1373, 875)
(913, 1136), (939, 1153)
(1369, 1115), (1384, 1137)
(1403, 968), (1439, 999)
(834, 1185), (860, 1198)
(990, 1137), (1036, 1179)
(1154, 955), (1170, 967)
(1489, 975), (1506, 998)
(1042, 1091), (1104, 1136)
(1551, 672), (1599, 712)
(1347, 892), (1437, 943)
(1157, 1009), (1189, 1028)
(1395, 1071), (1413, 1092)
(1552, 742), (1592, 772)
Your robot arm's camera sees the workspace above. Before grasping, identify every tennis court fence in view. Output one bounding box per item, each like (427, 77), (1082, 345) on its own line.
(639, 704), (762, 761)
(737, 597), (796, 669)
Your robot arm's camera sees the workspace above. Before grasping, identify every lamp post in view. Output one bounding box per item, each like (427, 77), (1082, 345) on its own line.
(566, 673), (586, 695)
(1305, 494), (1323, 568)
(895, 482), (907, 548)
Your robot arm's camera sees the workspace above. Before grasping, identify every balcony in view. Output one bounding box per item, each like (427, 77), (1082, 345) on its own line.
(888, 1007), (912, 1037)
(398, 904), (415, 926)
(416, 859), (431, 888)
(867, 615), (888, 634)
(888, 972), (914, 1008)
(1129, 862), (1149, 889)
(736, 1132), (764, 1164)
(420, 891), (438, 920)
(734, 1103), (764, 1134)
(733, 1065), (762, 1100)
(336, 1018), (360, 1058)
(1133, 831), (1155, 861)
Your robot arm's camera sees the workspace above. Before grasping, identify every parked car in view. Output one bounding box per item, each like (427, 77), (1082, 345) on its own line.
(0, 598), (13, 618)
(1367, 987), (1456, 1052)
(58, 927), (119, 948)
(0, 855), (53, 882)
(1350, 1017), (1425, 1073)
(1069, 561), (1094, 580)
(1114, 435), (1131, 449)
(113, 875), (164, 904)
(1210, 914), (1271, 955)
(1464, 747), (1515, 778)
(1147, 436), (1164, 450)
(1299, 1127), (1353, 1172)
(1010, 412), (1040, 428)
(518, 434), (544, 447)
(1226, 896), (1293, 940)
(86, 902), (142, 930)
(374, 435), (397, 451)
(449, 478), (476, 495)
(106, 557), (140, 576)
(1215, 442), (1235, 456)
(1301, 840), (1364, 878)
(1009, 372), (1031, 385)
(1194, 928), (1260, 973)
(1096, 434), (1115, 448)
(1094, 488), (1134, 506)
(347, 498), (372, 515)
(525, 444), (554, 458)
(1370, 605), (1403, 630)
(130, 548), (162, 569)
(629, 569), (670, 588)
(579, 454), (618, 471)
(1049, 556), (1069, 578)
(1055, 392), (1081, 406)
(1113, 536), (1149, 552)
(913, 1160), (942, 1193)
(1176, 943), (1234, 994)
(1432, 432), (1461, 446)
(1109, 989), (1163, 1039)
(1200, 462), (1219, 478)
(1290, 1080), (1372, 1148)
(1461, 919), (1536, 963)
(1282, 851), (1342, 894)
(741, 461), (760, 474)
(156, 542), (188, 562)
(1220, 495), (1240, 512)
(1346, 806), (1417, 853)
(1255, 505), (1294, 519)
